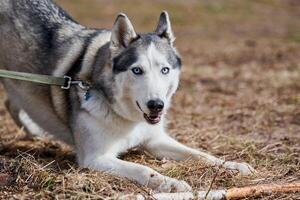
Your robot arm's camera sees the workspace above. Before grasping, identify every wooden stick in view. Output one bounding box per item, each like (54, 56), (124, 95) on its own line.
(226, 182), (300, 199)
(123, 182), (300, 200)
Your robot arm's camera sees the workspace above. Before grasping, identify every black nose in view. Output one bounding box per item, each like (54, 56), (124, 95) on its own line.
(147, 99), (164, 112)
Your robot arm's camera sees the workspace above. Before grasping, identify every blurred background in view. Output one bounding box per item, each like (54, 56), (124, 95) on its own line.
(0, 0), (299, 199)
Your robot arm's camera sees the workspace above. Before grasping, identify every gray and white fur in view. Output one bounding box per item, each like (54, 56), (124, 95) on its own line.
(0, 0), (254, 192)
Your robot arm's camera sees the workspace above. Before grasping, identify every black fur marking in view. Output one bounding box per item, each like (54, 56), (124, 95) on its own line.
(113, 47), (138, 74)
(64, 31), (104, 118)
(67, 32), (100, 77)
(40, 23), (59, 52)
(129, 34), (141, 44)
(172, 55), (182, 69)
(90, 43), (115, 103)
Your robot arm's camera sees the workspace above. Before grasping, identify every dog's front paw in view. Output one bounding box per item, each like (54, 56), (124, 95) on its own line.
(157, 177), (192, 193)
(148, 174), (192, 193)
(224, 161), (255, 175)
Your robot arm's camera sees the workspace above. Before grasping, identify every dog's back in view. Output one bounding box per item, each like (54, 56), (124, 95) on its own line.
(0, 0), (85, 144)
(0, 0), (80, 72)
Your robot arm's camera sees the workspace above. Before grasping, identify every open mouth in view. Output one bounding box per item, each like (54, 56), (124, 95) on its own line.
(143, 113), (161, 124)
(136, 101), (162, 124)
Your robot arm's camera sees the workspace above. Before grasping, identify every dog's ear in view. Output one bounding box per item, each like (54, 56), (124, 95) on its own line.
(155, 11), (175, 44)
(110, 13), (138, 54)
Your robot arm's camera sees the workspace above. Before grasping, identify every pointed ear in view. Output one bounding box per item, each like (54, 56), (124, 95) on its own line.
(110, 13), (138, 54)
(155, 11), (175, 44)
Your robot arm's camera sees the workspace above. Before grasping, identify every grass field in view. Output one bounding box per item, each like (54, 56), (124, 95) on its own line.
(0, 0), (299, 199)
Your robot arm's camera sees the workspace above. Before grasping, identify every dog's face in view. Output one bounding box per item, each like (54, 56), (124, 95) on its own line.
(110, 12), (181, 124)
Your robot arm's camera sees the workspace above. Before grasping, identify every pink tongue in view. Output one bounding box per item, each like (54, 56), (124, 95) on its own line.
(144, 113), (161, 123)
(149, 115), (159, 120)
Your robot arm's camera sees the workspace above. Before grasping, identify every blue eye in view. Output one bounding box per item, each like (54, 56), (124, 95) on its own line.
(161, 67), (170, 75)
(131, 67), (143, 75)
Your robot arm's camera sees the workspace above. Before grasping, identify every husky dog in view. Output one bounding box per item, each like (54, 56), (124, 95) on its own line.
(0, 0), (254, 192)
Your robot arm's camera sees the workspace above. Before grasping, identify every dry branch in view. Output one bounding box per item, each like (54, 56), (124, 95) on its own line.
(125, 182), (300, 200)
(226, 182), (300, 199)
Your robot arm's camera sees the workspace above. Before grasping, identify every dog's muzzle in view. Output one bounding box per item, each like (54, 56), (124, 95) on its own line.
(136, 101), (162, 124)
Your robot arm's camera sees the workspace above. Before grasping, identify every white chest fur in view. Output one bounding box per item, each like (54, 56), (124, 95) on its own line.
(73, 92), (161, 166)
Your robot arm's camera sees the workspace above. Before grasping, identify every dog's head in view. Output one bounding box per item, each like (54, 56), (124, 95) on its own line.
(110, 11), (181, 124)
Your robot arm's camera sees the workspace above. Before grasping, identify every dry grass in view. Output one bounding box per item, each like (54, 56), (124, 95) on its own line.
(0, 0), (300, 199)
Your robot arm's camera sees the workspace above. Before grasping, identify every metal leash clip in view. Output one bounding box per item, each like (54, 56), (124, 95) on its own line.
(61, 76), (90, 90)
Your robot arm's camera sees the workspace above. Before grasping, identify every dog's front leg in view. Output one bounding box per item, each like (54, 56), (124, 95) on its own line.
(74, 112), (191, 192)
(145, 133), (255, 175)
(85, 156), (191, 192)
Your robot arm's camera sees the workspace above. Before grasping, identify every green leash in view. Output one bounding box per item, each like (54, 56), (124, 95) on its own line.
(0, 69), (90, 90)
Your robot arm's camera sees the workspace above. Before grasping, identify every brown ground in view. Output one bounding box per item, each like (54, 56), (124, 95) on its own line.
(0, 0), (300, 199)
